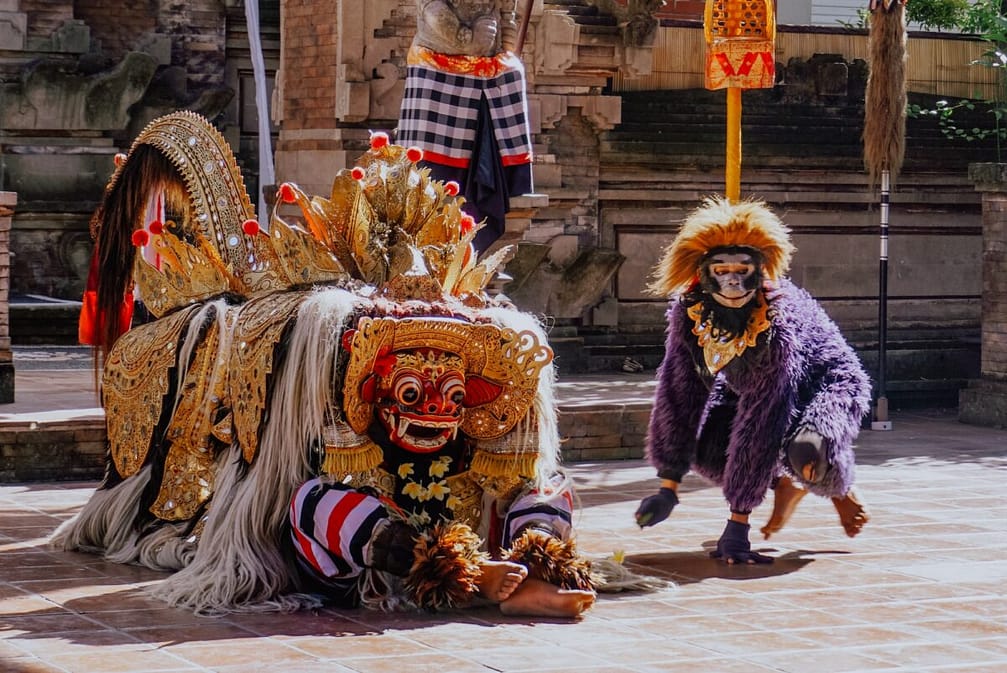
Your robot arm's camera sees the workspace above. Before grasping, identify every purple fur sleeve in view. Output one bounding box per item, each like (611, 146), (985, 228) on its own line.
(717, 281), (872, 511)
(646, 301), (710, 482)
(768, 283), (872, 498)
(719, 342), (795, 513)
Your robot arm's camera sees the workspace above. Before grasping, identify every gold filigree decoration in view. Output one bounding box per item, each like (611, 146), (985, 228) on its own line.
(104, 304), (201, 478)
(151, 315), (233, 521)
(344, 468), (397, 500)
(442, 472), (483, 531)
(134, 225), (236, 318)
(118, 111), (285, 296)
(341, 317), (552, 439)
(461, 328), (552, 440)
(229, 290), (312, 464)
(687, 293), (771, 374)
(266, 217), (348, 287)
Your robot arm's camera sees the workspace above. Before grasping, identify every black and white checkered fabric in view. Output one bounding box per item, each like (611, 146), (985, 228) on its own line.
(398, 61), (532, 168)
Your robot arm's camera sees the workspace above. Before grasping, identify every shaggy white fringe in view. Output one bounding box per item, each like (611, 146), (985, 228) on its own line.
(151, 287), (359, 614)
(590, 556), (675, 594)
(50, 464), (153, 557)
(50, 303), (230, 570)
(172, 298), (234, 417)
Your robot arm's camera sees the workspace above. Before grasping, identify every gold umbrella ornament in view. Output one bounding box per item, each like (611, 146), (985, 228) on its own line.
(704, 0), (777, 201)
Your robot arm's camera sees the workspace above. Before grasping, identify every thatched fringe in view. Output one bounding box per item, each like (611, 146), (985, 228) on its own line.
(470, 450), (539, 480)
(404, 522), (486, 610)
(503, 528), (594, 591)
(863, 5), (907, 189)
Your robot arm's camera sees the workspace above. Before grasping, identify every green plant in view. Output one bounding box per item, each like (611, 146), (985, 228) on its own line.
(908, 98), (1007, 141)
(837, 8), (870, 30)
(907, 0), (971, 31)
(905, 1), (1007, 159)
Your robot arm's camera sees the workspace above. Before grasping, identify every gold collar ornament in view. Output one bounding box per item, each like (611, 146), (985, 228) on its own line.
(687, 293), (771, 374)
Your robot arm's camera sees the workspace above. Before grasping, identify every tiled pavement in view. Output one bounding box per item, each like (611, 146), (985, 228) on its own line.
(2, 349), (1007, 672)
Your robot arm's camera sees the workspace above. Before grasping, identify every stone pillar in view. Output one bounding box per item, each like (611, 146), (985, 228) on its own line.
(0, 192), (15, 403)
(961, 164), (1007, 426)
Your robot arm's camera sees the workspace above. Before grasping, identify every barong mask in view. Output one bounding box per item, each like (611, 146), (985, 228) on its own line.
(365, 347), (468, 453)
(341, 316), (550, 448)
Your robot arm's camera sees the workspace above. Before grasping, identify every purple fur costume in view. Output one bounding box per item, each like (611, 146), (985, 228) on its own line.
(647, 278), (872, 514)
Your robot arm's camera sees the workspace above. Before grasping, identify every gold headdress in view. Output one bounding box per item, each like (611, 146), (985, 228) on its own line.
(97, 118), (514, 326)
(649, 196), (794, 296)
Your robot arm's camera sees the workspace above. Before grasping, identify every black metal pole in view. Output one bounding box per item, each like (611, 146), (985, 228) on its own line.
(873, 168), (892, 430)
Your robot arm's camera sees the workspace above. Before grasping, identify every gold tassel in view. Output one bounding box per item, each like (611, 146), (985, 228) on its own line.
(470, 450), (538, 479)
(321, 441), (384, 477)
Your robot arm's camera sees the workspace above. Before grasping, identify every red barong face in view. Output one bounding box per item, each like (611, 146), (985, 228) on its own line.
(370, 349), (467, 453)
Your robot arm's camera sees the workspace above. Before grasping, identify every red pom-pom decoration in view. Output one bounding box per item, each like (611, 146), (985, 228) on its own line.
(278, 183), (297, 204)
(460, 214), (476, 235)
(131, 229), (150, 247)
(113, 153), (127, 167)
(406, 146), (424, 163)
(351, 166), (366, 181)
(242, 219), (260, 236)
(370, 132), (390, 150)
(444, 181), (460, 197)
(148, 220), (164, 235)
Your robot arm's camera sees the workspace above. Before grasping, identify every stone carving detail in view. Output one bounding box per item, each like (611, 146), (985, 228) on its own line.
(1, 52), (156, 131)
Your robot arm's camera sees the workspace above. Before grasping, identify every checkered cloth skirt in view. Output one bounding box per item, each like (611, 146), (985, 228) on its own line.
(398, 48), (532, 169)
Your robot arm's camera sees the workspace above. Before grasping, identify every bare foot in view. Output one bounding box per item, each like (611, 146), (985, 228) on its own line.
(760, 474), (809, 540)
(476, 560), (528, 602)
(831, 488), (870, 538)
(499, 578), (596, 618)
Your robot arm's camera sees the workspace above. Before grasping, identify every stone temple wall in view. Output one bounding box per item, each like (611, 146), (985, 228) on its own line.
(0, 0), (269, 337)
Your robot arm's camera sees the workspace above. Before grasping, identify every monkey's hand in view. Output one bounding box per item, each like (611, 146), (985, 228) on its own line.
(711, 520), (773, 564)
(785, 427), (831, 485)
(635, 487), (678, 528)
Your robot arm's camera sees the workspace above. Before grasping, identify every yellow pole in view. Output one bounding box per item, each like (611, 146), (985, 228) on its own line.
(725, 86), (742, 202)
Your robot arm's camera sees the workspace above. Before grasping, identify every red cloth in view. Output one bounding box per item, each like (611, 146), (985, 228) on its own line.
(78, 249), (133, 346)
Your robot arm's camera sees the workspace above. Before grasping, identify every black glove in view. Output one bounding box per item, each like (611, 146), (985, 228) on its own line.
(785, 428), (831, 485)
(635, 487), (679, 528)
(369, 520), (416, 576)
(711, 519), (773, 564)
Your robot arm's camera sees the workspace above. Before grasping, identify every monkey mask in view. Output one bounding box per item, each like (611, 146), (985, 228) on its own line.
(650, 198), (795, 374)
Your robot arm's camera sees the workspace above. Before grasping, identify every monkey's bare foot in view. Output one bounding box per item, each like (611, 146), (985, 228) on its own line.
(476, 560), (528, 602)
(760, 475), (809, 540)
(831, 488), (870, 538)
(499, 578), (596, 618)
